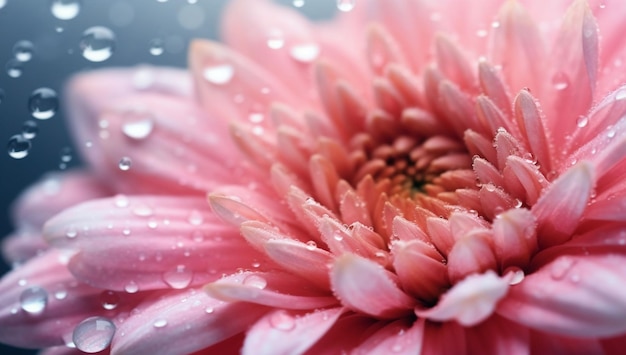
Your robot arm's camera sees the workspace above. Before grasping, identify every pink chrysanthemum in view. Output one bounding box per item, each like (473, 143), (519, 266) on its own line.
(2, 0), (626, 353)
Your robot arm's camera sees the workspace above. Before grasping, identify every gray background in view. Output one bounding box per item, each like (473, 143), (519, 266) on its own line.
(0, 0), (336, 353)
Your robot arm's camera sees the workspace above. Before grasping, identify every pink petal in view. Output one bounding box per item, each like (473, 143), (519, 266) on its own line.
(529, 331), (603, 355)
(416, 270), (509, 326)
(331, 254), (415, 319)
(492, 208), (538, 269)
(44, 196), (268, 292)
(242, 307), (344, 355)
(111, 290), (268, 354)
(465, 315), (530, 355)
(498, 254), (626, 337)
(531, 161), (595, 248)
(353, 318), (425, 354)
(1, 230), (48, 266)
(421, 320), (467, 355)
(435, 35), (475, 92)
(366, 24), (407, 75)
(477, 62), (512, 116)
(447, 230), (498, 283)
(513, 90), (553, 174)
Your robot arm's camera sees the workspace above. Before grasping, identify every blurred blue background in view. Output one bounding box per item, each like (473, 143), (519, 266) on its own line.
(0, 0), (336, 353)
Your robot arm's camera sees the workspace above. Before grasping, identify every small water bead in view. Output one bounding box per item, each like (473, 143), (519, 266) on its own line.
(29, 88), (59, 120)
(243, 275), (267, 289)
(66, 225), (78, 238)
(153, 318), (168, 328)
(162, 265), (193, 289)
(21, 120), (38, 139)
(203, 64), (234, 85)
(149, 38), (164, 56)
(60, 147), (72, 163)
(7, 134), (32, 159)
(19, 286), (48, 314)
(615, 89), (626, 101)
(607, 126), (616, 138)
(504, 266), (525, 285)
(118, 156), (132, 171)
(292, 0), (305, 7)
(124, 281), (139, 294)
(54, 287), (68, 300)
(305, 241), (317, 250)
(13, 40), (34, 62)
(551, 71), (569, 91)
(269, 310), (295, 331)
(100, 291), (120, 310)
(6, 59), (23, 78)
(266, 29), (285, 49)
(188, 210), (204, 225)
(550, 257), (576, 280)
(51, 0), (81, 20)
(121, 111), (154, 140)
(205, 306), (214, 314)
(576, 115), (589, 128)
(336, 0), (355, 12)
(72, 316), (116, 353)
(80, 26), (116, 62)
(132, 205), (153, 217)
(114, 194), (129, 208)
(18, 278), (27, 286)
(289, 43), (320, 63)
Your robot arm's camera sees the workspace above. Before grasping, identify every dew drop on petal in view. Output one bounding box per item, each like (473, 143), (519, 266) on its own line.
(7, 134), (31, 159)
(550, 257), (576, 281)
(6, 59), (23, 78)
(162, 265), (193, 289)
(289, 43), (320, 63)
(269, 310), (295, 331)
(51, 0), (81, 20)
(13, 40), (34, 62)
(266, 29), (285, 49)
(121, 112), (154, 140)
(21, 120), (38, 139)
(504, 266), (525, 285)
(66, 225), (78, 238)
(551, 71), (569, 91)
(153, 318), (168, 328)
(54, 287), (68, 300)
(100, 291), (120, 310)
(576, 116), (588, 128)
(336, 0), (355, 12)
(149, 38), (164, 56)
(29, 88), (59, 120)
(243, 275), (267, 289)
(187, 210), (204, 225)
(72, 316), (116, 353)
(118, 157), (132, 171)
(305, 240), (317, 250)
(132, 205), (153, 217)
(20, 286), (48, 314)
(124, 281), (139, 294)
(80, 26), (116, 62)
(114, 194), (129, 208)
(203, 64), (234, 85)
(615, 89), (626, 101)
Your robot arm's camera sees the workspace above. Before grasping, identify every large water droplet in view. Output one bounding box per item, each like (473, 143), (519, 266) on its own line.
(7, 134), (31, 159)
(72, 316), (116, 353)
(51, 0), (81, 20)
(243, 274), (267, 289)
(80, 26), (116, 62)
(336, 0), (355, 12)
(29, 87), (59, 120)
(289, 43), (320, 63)
(162, 265), (193, 289)
(121, 111), (154, 140)
(576, 116), (589, 128)
(118, 157), (132, 171)
(20, 286), (48, 314)
(203, 64), (234, 85)
(149, 38), (164, 56)
(269, 310), (295, 331)
(13, 40), (34, 62)
(100, 291), (120, 310)
(21, 120), (38, 139)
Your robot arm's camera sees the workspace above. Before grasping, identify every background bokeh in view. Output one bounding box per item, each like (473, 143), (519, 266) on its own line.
(0, 0), (337, 353)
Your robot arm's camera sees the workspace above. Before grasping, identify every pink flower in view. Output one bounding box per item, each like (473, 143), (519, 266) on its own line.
(2, 0), (626, 353)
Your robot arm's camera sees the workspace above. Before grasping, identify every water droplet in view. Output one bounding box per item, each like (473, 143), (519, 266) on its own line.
(66, 225), (78, 238)
(149, 38), (164, 56)
(13, 40), (34, 62)
(336, 0), (355, 12)
(615, 89), (626, 101)
(266, 29), (285, 49)
(205, 306), (214, 314)
(551, 72), (569, 91)
(7, 134), (31, 159)
(292, 0), (305, 7)
(114, 194), (129, 208)
(147, 218), (158, 229)
(0, 0), (6, 9)
(203, 64), (234, 85)
(60, 147), (72, 163)
(72, 316), (116, 353)
(550, 257), (576, 280)
(51, 0), (81, 20)
(121, 112), (154, 140)
(6, 59), (23, 78)
(21, 120), (38, 139)
(100, 291), (119, 310)
(289, 43), (320, 63)
(187, 210), (204, 226)
(607, 126), (616, 138)
(269, 310), (295, 331)
(118, 157), (132, 171)
(20, 286), (48, 314)
(80, 26), (116, 62)
(124, 281), (139, 293)
(162, 265), (193, 289)
(576, 116), (588, 128)
(132, 205), (153, 217)
(333, 232), (344, 241)
(475, 29), (488, 38)
(29, 87), (58, 120)
(305, 240), (317, 250)
(391, 343), (404, 353)
(504, 266), (525, 285)
(153, 318), (168, 329)
(54, 287), (68, 300)
(243, 275), (267, 289)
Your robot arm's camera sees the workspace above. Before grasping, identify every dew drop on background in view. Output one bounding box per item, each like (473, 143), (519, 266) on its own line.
(5, 59), (23, 78)
(7, 134), (32, 159)
(293, 0), (305, 8)
(0, 88), (4, 104)
(336, 0), (356, 12)
(149, 38), (164, 56)
(118, 157), (132, 171)
(72, 316), (116, 353)
(13, 40), (34, 62)
(28, 88), (59, 120)
(80, 26), (116, 62)
(51, 0), (81, 20)
(21, 120), (38, 139)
